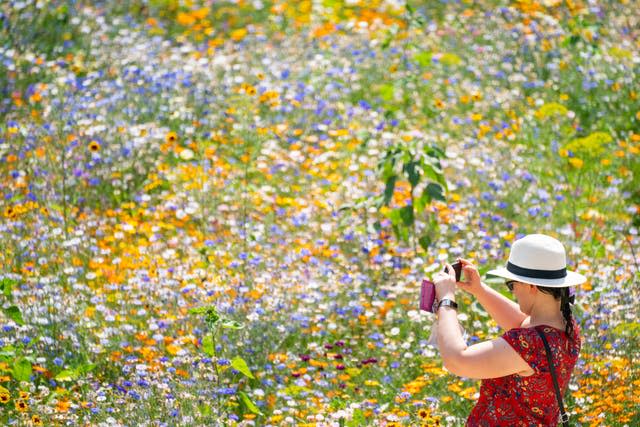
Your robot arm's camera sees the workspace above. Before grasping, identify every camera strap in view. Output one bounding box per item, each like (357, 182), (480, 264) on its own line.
(536, 327), (570, 427)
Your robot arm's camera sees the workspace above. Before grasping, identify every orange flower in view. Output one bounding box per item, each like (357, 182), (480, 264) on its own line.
(56, 399), (71, 412)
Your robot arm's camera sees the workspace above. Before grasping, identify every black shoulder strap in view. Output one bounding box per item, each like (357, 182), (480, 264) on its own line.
(536, 327), (570, 427)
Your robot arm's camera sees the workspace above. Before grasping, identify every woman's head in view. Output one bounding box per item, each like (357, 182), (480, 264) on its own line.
(507, 281), (576, 338)
(490, 234), (584, 339)
(488, 234), (586, 288)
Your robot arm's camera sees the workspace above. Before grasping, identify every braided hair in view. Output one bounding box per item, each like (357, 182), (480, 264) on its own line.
(537, 286), (575, 340)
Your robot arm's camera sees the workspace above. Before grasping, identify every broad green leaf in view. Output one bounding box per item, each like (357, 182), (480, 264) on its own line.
(201, 335), (215, 357)
(220, 320), (244, 330)
(55, 369), (78, 381)
(424, 182), (445, 202)
(419, 235), (432, 252)
(13, 358), (32, 382)
(420, 160), (444, 185)
(188, 307), (208, 315)
(383, 175), (397, 206)
(239, 391), (263, 415)
(231, 356), (255, 379)
(80, 363), (96, 374)
(404, 160), (420, 188)
(0, 345), (16, 358)
(1, 278), (16, 299)
(399, 205), (414, 227)
(4, 306), (24, 325)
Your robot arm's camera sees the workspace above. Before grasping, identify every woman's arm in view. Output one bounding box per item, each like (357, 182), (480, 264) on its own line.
(436, 305), (531, 378)
(472, 282), (528, 331)
(456, 259), (527, 331)
(433, 264), (532, 379)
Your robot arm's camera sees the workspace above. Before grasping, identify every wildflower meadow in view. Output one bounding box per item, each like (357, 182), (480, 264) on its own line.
(0, 0), (639, 426)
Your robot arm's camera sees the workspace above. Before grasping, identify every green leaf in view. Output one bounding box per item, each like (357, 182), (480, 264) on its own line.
(424, 182), (445, 202)
(13, 358), (32, 382)
(239, 391), (263, 415)
(80, 363), (96, 374)
(4, 306), (24, 325)
(54, 369), (78, 381)
(418, 234), (432, 252)
(404, 160), (420, 188)
(202, 335), (215, 357)
(220, 320), (244, 330)
(231, 356), (255, 379)
(399, 205), (414, 227)
(0, 345), (16, 358)
(383, 175), (397, 206)
(0, 278), (16, 299)
(420, 160), (445, 186)
(188, 307), (208, 315)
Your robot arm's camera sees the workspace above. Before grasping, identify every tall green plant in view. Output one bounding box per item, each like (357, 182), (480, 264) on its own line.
(377, 142), (446, 255)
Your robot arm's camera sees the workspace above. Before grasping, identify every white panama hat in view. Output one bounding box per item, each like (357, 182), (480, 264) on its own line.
(487, 234), (586, 288)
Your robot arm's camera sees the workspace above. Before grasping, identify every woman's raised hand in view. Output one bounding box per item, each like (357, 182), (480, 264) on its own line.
(456, 258), (483, 297)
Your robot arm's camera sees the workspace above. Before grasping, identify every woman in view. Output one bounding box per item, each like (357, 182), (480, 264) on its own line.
(431, 234), (584, 426)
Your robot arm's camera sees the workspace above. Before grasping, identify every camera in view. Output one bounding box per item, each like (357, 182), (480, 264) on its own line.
(420, 261), (463, 312)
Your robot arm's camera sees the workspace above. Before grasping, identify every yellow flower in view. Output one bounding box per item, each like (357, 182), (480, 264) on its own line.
(568, 158), (584, 168)
(88, 140), (101, 152)
(418, 408), (430, 418)
(3, 206), (16, 219)
(0, 390), (9, 404)
(16, 399), (28, 412)
(230, 28), (247, 41)
(165, 131), (178, 144)
(536, 102), (568, 119)
(32, 415), (44, 426)
(564, 132), (612, 157)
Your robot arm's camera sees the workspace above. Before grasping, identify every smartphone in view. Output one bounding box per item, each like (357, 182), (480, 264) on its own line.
(420, 279), (436, 312)
(445, 261), (463, 282)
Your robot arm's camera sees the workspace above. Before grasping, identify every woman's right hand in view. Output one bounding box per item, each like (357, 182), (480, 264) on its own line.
(456, 258), (484, 297)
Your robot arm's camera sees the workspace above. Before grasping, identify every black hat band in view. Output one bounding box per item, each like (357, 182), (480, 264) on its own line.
(507, 262), (567, 280)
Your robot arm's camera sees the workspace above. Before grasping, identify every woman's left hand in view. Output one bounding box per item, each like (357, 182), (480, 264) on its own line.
(432, 262), (458, 300)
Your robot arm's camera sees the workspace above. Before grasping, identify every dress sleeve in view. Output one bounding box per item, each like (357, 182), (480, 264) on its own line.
(502, 328), (542, 373)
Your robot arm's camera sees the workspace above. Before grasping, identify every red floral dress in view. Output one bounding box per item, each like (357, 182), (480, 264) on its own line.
(467, 320), (580, 426)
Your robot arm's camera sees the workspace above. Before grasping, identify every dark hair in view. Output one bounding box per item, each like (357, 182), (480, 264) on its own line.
(537, 286), (574, 340)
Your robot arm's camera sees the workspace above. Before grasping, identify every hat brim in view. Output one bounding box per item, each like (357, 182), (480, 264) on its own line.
(486, 267), (586, 288)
